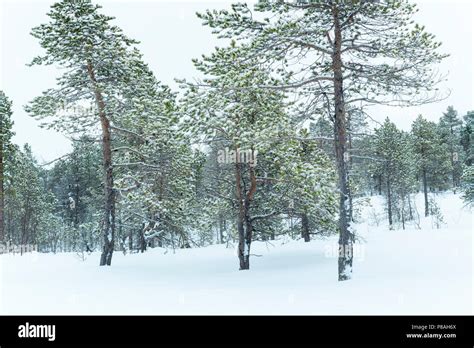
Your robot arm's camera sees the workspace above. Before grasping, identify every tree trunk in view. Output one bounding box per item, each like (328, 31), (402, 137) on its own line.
(128, 229), (133, 251)
(408, 195), (413, 221)
(235, 149), (257, 271)
(422, 168), (429, 217)
(236, 162), (250, 270)
(401, 196), (406, 230)
(332, 5), (353, 281)
(387, 175), (393, 229)
(218, 213), (224, 244)
(449, 125), (457, 188)
(301, 213), (310, 242)
(139, 225), (146, 253)
(237, 212), (252, 270)
(451, 156), (455, 188)
(87, 62), (115, 266)
(347, 116), (354, 222)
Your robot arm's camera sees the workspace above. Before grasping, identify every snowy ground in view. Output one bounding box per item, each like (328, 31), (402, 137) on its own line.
(0, 192), (472, 315)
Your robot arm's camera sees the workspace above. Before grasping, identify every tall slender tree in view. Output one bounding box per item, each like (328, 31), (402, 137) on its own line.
(439, 106), (462, 188)
(412, 115), (451, 216)
(25, 0), (156, 265)
(372, 118), (416, 229)
(0, 91), (14, 244)
(460, 111), (474, 166)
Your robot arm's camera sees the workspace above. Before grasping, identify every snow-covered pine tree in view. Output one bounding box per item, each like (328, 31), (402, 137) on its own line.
(0, 91), (14, 244)
(372, 118), (416, 229)
(461, 165), (474, 206)
(277, 129), (338, 242)
(108, 70), (201, 252)
(460, 111), (474, 206)
(438, 106), (463, 188)
(25, 0), (158, 265)
(181, 43), (336, 270)
(181, 44), (287, 270)
(460, 111), (473, 167)
(194, 144), (235, 245)
(411, 115), (451, 217)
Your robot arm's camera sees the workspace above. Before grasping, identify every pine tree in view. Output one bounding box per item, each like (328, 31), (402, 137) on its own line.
(372, 119), (416, 229)
(110, 77), (200, 252)
(0, 91), (14, 244)
(461, 165), (474, 206)
(460, 111), (473, 166)
(280, 129), (338, 242)
(25, 0), (157, 265)
(412, 115), (451, 216)
(460, 112), (474, 205)
(181, 45), (288, 270)
(438, 106), (462, 188)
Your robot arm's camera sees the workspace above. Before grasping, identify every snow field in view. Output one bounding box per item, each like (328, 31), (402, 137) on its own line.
(0, 192), (471, 314)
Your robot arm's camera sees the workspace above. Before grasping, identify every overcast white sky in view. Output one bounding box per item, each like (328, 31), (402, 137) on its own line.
(1, 0), (473, 163)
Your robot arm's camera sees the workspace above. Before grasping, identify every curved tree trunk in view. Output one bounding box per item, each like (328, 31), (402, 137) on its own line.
(87, 62), (116, 266)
